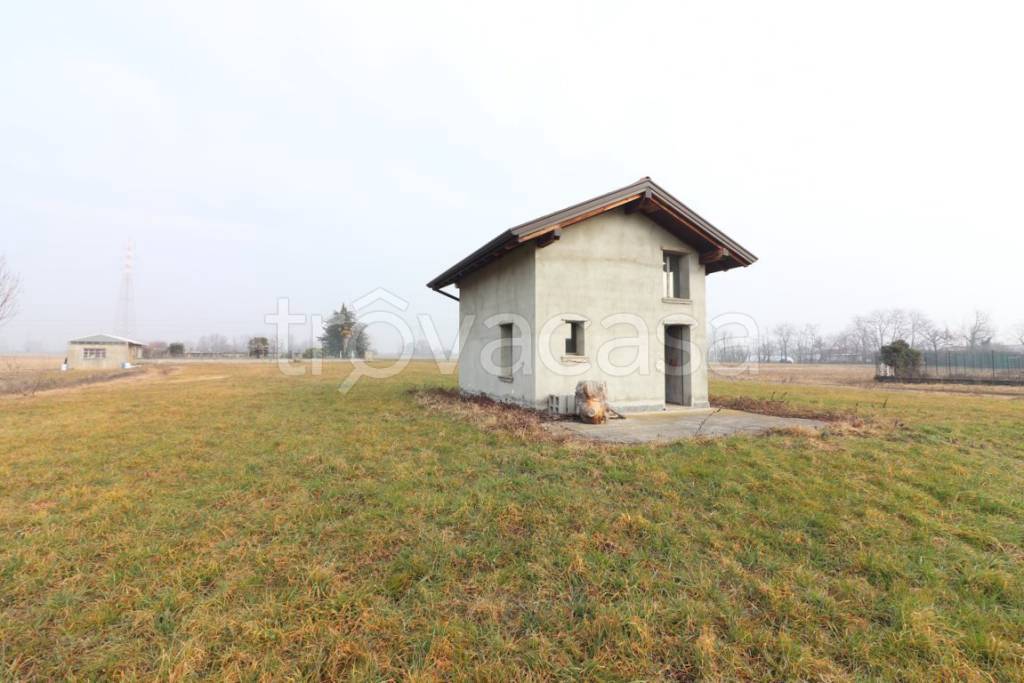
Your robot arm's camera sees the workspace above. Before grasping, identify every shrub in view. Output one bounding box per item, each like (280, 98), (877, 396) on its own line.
(880, 339), (922, 379)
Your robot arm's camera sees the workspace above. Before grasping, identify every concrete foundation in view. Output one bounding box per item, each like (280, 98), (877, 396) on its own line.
(547, 407), (825, 443)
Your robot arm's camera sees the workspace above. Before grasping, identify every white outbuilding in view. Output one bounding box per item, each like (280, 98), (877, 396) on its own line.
(66, 334), (145, 370)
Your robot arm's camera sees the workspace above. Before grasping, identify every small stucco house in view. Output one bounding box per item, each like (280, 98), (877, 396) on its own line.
(67, 334), (144, 370)
(427, 178), (756, 413)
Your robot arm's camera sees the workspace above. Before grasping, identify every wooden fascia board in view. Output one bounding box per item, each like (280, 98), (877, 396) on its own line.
(514, 193), (643, 243)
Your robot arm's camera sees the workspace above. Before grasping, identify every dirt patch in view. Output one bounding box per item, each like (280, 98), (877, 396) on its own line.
(710, 393), (861, 424)
(709, 393), (901, 438)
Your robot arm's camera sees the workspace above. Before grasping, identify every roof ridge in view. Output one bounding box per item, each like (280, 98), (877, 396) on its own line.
(69, 332), (145, 345)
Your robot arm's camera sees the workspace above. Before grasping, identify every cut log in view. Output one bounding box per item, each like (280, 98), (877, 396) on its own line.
(575, 380), (609, 424)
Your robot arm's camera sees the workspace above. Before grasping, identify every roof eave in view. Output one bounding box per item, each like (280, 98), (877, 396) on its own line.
(426, 230), (518, 291)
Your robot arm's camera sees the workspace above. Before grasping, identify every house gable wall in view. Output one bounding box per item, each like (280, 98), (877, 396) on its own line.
(532, 208), (709, 411)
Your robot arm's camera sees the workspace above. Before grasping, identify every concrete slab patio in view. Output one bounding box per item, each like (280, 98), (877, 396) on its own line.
(547, 406), (825, 444)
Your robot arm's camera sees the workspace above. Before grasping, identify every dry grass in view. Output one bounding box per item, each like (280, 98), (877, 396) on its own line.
(1, 361), (1022, 680)
(0, 356), (146, 397)
(0, 354), (65, 370)
(411, 387), (605, 451)
(714, 362), (877, 387)
(414, 387), (560, 439)
(709, 391), (863, 424)
(710, 393), (885, 442)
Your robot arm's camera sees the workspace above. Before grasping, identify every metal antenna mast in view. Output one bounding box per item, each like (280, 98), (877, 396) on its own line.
(116, 240), (136, 338)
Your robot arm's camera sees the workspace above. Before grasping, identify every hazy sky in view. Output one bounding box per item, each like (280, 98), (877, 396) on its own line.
(2, 1), (1022, 352)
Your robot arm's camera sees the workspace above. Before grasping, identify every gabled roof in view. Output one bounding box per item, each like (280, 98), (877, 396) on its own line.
(68, 333), (145, 345)
(427, 177), (757, 293)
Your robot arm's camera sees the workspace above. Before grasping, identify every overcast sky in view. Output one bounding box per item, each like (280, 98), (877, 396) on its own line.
(2, 1), (1022, 352)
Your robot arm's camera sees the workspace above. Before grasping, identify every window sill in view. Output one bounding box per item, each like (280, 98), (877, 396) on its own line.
(498, 375), (513, 383)
(561, 355), (590, 364)
(662, 297), (693, 305)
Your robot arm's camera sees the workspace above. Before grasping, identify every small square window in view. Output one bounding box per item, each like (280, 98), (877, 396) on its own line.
(565, 320), (585, 356)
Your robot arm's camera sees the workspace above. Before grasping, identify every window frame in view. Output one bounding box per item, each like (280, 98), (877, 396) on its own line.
(499, 323), (514, 380)
(564, 320), (585, 357)
(663, 250), (690, 300)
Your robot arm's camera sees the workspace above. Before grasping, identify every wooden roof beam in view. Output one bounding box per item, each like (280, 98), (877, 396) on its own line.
(700, 247), (731, 265)
(536, 228), (561, 248)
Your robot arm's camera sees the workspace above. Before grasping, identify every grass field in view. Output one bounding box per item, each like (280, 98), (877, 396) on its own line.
(717, 362), (1024, 398)
(1, 361), (1022, 680)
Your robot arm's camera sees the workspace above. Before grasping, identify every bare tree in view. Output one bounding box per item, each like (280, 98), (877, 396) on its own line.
(794, 324), (820, 363)
(906, 310), (933, 348)
(811, 328), (827, 362)
(821, 331), (845, 363)
(1014, 321), (1024, 347)
(861, 309), (909, 349)
(773, 323), (796, 361)
(961, 310), (995, 349)
(921, 325), (954, 354)
(0, 256), (20, 326)
(757, 334), (774, 364)
(710, 328), (751, 363)
(889, 308), (910, 343)
(848, 317), (878, 362)
(196, 333), (232, 353)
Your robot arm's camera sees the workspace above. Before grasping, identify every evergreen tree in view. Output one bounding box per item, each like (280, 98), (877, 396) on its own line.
(880, 339), (922, 379)
(319, 304), (370, 358)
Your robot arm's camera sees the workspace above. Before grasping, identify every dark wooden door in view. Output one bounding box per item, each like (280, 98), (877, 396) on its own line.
(664, 325), (691, 406)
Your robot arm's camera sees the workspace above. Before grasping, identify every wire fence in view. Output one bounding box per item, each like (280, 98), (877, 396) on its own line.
(876, 349), (1024, 385)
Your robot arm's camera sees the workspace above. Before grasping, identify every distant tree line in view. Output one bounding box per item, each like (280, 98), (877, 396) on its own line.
(712, 308), (1018, 364)
(140, 304), (372, 360)
(145, 336), (275, 359)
